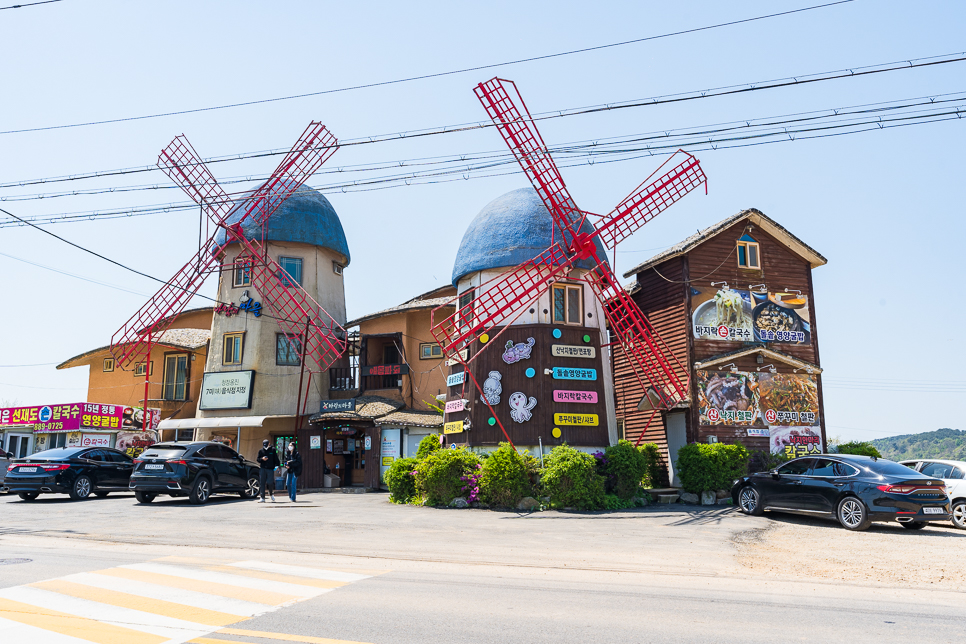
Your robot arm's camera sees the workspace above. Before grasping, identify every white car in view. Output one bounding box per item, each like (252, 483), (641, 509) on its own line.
(900, 459), (966, 529)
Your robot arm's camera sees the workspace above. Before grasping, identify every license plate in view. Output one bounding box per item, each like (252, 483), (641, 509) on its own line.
(923, 507), (944, 515)
(144, 464), (164, 470)
(18, 467), (37, 473)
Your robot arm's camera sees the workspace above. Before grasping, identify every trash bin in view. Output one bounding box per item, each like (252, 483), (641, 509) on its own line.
(323, 474), (340, 488)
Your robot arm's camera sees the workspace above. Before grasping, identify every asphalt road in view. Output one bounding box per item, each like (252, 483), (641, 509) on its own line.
(1, 491), (963, 643)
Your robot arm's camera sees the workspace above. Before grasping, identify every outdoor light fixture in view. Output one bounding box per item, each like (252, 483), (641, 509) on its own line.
(783, 288), (802, 295)
(756, 354), (764, 364)
(793, 367), (815, 374)
(757, 364), (777, 373)
(721, 363), (738, 373)
(544, 368), (553, 375)
(711, 280), (729, 290)
(748, 284), (767, 292)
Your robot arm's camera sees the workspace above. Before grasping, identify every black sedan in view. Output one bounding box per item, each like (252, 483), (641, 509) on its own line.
(3, 447), (135, 501)
(732, 454), (950, 531)
(130, 441), (260, 505)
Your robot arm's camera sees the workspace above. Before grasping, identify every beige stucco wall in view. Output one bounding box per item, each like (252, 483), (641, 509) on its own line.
(199, 240), (348, 419)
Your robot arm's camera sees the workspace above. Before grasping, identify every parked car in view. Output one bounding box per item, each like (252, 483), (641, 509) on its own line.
(732, 454), (950, 531)
(3, 447), (135, 501)
(899, 459), (966, 529)
(0, 449), (13, 493)
(129, 441), (260, 505)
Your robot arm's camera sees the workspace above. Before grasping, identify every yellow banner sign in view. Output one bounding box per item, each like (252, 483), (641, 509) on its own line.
(443, 420), (465, 434)
(551, 345), (596, 359)
(553, 413), (599, 426)
(381, 456), (394, 466)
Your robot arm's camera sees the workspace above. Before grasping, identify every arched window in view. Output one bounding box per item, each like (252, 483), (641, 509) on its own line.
(737, 234), (761, 269)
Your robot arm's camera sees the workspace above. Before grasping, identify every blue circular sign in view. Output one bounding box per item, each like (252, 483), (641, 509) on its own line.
(38, 406), (53, 423)
(552, 328), (562, 339)
(525, 368), (535, 378)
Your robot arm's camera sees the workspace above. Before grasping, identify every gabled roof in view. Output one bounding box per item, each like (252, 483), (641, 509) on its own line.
(346, 285), (457, 328)
(693, 346), (822, 374)
(374, 409), (443, 428)
(308, 395), (405, 423)
(57, 328), (211, 370)
(623, 208), (827, 279)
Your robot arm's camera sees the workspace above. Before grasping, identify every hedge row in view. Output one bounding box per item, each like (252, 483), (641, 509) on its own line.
(386, 438), (666, 510)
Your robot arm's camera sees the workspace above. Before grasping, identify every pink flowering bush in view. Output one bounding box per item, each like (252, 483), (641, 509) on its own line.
(414, 447), (482, 506)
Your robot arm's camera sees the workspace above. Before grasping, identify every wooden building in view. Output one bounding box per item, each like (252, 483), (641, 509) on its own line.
(617, 208), (827, 485)
(303, 286), (453, 489)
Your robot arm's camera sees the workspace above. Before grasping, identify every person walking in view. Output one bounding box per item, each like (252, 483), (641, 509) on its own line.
(283, 441), (302, 502)
(257, 439), (279, 502)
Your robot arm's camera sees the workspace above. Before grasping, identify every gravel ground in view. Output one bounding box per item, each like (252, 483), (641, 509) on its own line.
(732, 511), (966, 590)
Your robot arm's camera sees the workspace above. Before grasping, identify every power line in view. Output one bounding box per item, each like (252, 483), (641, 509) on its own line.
(0, 0), (63, 10)
(1, 1), (856, 136)
(2, 96), (962, 228)
(0, 250), (152, 297)
(4, 48), (962, 190)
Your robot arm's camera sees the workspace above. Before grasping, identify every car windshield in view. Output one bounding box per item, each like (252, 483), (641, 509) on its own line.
(853, 459), (920, 477)
(21, 447), (85, 460)
(140, 445), (188, 459)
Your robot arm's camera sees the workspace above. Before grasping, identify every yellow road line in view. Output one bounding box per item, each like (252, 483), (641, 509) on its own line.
(92, 568), (299, 606)
(31, 580), (243, 627)
(201, 565), (349, 589)
(217, 627), (375, 644)
(0, 597), (167, 644)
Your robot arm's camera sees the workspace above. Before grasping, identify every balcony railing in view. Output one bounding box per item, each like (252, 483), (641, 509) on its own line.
(329, 367), (357, 391)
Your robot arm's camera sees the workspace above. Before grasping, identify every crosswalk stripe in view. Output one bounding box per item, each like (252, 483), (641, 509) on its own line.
(200, 564), (349, 589)
(216, 627), (376, 644)
(0, 598), (169, 644)
(94, 567), (300, 606)
(227, 561), (373, 583)
(0, 586), (213, 641)
(32, 579), (244, 627)
(120, 563), (329, 598)
(63, 572), (269, 616)
(0, 616), (93, 644)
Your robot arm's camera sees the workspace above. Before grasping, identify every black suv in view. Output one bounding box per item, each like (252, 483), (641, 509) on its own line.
(130, 442), (260, 504)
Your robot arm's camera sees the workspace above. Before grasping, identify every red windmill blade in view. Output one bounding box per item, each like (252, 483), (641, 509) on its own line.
(110, 122), (346, 372)
(434, 77), (706, 414)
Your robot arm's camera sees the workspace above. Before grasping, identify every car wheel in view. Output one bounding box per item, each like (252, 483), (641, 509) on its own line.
(69, 475), (93, 500)
(189, 477), (211, 505)
(94, 492), (110, 498)
(134, 491), (156, 504)
(240, 475), (260, 499)
(737, 485), (764, 516)
(900, 521), (927, 530)
(951, 501), (966, 530)
(837, 496), (871, 531)
(18, 492), (39, 501)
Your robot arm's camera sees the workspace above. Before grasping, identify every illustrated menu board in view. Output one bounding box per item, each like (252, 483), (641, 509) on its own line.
(691, 287), (811, 344)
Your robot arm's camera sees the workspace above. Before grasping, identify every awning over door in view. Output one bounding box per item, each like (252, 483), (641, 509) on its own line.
(158, 415), (291, 430)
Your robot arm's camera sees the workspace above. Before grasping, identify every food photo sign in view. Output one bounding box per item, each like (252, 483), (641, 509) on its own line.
(691, 286), (811, 344)
(696, 369), (823, 457)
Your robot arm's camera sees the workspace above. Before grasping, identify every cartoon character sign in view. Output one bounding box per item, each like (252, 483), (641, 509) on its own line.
(508, 392), (537, 423)
(502, 338), (535, 364)
(481, 371), (502, 405)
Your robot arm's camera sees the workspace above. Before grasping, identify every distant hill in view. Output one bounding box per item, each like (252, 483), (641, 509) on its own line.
(871, 428), (966, 462)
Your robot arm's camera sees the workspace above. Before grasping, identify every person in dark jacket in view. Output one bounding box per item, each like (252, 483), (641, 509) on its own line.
(257, 439), (279, 502)
(283, 441), (302, 502)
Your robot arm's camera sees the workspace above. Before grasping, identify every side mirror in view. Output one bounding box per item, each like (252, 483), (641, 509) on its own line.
(770, 469), (780, 480)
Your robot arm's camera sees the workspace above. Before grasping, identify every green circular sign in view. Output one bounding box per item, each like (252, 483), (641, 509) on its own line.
(488, 417), (496, 426)
(583, 334), (591, 343)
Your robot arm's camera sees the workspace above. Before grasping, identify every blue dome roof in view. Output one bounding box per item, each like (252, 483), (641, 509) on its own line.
(214, 185), (350, 265)
(451, 187), (606, 286)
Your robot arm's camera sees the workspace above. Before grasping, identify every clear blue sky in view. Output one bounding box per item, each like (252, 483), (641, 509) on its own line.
(1, 1), (963, 441)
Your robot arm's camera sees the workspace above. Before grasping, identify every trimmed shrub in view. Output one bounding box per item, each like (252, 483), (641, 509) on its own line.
(479, 442), (537, 507)
(639, 442), (667, 488)
(747, 449), (789, 474)
(541, 445), (605, 510)
(416, 434), (443, 460)
(835, 441), (882, 458)
(600, 440), (649, 500)
(384, 457), (419, 504)
(676, 443), (750, 494)
(414, 447), (482, 506)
